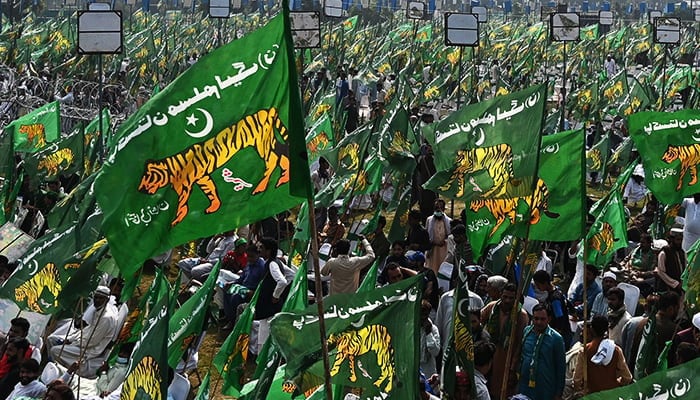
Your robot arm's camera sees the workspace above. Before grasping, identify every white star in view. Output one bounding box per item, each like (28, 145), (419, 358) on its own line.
(186, 113), (198, 126)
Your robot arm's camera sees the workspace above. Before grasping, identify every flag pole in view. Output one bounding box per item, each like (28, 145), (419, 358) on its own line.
(582, 242), (589, 394)
(307, 201), (334, 400)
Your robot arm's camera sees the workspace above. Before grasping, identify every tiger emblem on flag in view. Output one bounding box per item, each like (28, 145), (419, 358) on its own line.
(307, 132), (331, 156)
(15, 262), (62, 313)
(138, 108), (290, 226)
(586, 148), (603, 171)
(38, 148), (74, 176)
(328, 324), (395, 393)
(120, 356), (162, 400)
(439, 143), (515, 198)
(469, 178), (559, 236)
(662, 144), (700, 191)
(18, 124), (47, 148)
(338, 142), (360, 171)
(588, 222), (619, 255)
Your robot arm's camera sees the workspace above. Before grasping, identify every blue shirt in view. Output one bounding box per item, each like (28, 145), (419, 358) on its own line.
(518, 325), (566, 400)
(238, 256), (266, 290)
(569, 280), (601, 318)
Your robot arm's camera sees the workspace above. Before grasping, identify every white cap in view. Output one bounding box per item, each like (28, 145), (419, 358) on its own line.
(94, 286), (110, 297)
(602, 271), (617, 281)
(693, 313), (700, 330)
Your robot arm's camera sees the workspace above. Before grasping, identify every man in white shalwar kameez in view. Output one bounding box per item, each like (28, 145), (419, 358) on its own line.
(48, 286), (118, 378)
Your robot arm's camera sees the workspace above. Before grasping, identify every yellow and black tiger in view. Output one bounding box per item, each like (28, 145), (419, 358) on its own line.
(18, 124), (47, 148)
(120, 356), (162, 400)
(223, 333), (249, 373)
(469, 178), (560, 236)
(138, 108), (290, 226)
(307, 132), (331, 155)
(328, 324), (395, 393)
(588, 222), (619, 255)
(343, 170), (369, 191)
(439, 143), (515, 198)
(15, 262), (62, 313)
(38, 148), (74, 177)
(338, 142), (360, 171)
(586, 148), (603, 171)
(453, 317), (474, 359)
(662, 144), (700, 191)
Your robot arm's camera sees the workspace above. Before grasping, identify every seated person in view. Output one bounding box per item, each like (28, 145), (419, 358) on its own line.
(8, 359), (45, 400)
(0, 318), (37, 379)
(622, 233), (657, 296)
(0, 338), (30, 399)
(48, 287), (118, 378)
(177, 231), (237, 281)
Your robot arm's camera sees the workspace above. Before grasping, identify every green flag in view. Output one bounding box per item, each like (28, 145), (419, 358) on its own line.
(23, 130), (83, 188)
(119, 281), (170, 400)
(416, 24), (432, 42)
(193, 371), (210, 400)
(628, 109), (700, 204)
(269, 275), (422, 399)
(84, 109), (110, 176)
(656, 340), (673, 372)
(0, 219), (102, 314)
(579, 24), (598, 40)
(357, 259), (380, 293)
(682, 239), (700, 314)
(634, 312), (658, 380)
(599, 70), (629, 115)
(95, 12), (310, 278)
(213, 285), (262, 396)
(7, 101), (60, 152)
(424, 84), (546, 201)
(387, 186), (412, 244)
(342, 16), (358, 32)
(45, 172), (99, 231)
(583, 357), (700, 400)
(530, 129), (586, 241)
(0, 131), (15, 224)
(586, 134), (610, 175)
(442, 263), (477, 399)
(167, 261), (219, 368)
(115, 268), (170, 346)
(306, 114), (334, 164)
(55, 239), (110, 312)
(585, 190), (627, 268)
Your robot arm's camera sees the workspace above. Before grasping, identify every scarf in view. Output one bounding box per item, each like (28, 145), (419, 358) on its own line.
(487, 300), (513, 349)
(525, 327), (546, 388)
(608, 304), (628, 329)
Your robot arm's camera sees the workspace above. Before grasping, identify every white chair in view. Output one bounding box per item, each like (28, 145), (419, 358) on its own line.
(40, 361), (62, 385)
(168, 372), (191, 400)
(617, 282), (640, 315)
(31, 336), (42, 363)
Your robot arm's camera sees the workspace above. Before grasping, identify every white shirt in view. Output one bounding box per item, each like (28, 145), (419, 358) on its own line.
(435, 288), (484, 350)
(682, 198), (700, 251)
(8, 380), (46, 400)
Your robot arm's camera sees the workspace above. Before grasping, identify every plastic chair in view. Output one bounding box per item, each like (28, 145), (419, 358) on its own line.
(40, 361), (61, 385)
(617, 282), (640, 315)
(168, 372), (191, 400)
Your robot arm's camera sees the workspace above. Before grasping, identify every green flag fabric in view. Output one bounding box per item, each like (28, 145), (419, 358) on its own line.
(193, 371), (211, 400)
(23, 130), (83, 188)
(586, 134), (610, 176)
(442, 263), (477, 399)
(167, 261), (219, 368)
(84, 109), (111, 176)
(0, 132), (15, 224)
(119, 281), (170, 400)
(629, 109), (700, 204)
(270, 275), (422, 399)
(54, 239), (110, 312)
(583, 357), (700, 400)
(95, 12), (310, 278)
(424, 84), (546, 202)
(530, 129), (586, 241)
(586, 190), (627, 268)
(7, 101), (60, 152)
(306, 114), (334, 164)
(634, 312), (658, 380)
(0, 219), (102, 314)
(356, 259), (380, 293)
(213, 285), (262, 396)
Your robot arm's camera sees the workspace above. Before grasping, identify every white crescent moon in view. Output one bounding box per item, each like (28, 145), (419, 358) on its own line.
(351, 314), (366, 328)
(185, 108), (214, 138)
(27, 260), (39, 276)
(692, 134), (700, 142)
(457, 298), (470, 318)
(475, 128), (485, 146)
